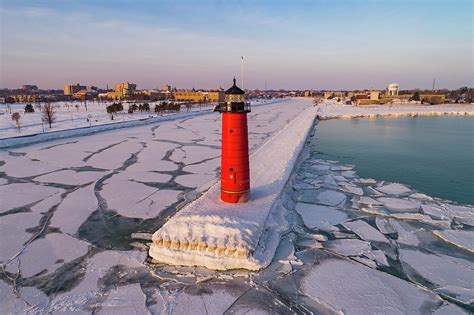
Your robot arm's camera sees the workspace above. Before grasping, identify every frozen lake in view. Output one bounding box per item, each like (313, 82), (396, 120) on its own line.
(0, 99), (472, 314)
(312, 116), (474, 205)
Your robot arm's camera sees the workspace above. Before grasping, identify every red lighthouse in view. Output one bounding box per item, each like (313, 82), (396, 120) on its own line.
(214, 78), (251, 203)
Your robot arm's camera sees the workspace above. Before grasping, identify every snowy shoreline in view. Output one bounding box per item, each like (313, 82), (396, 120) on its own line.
(316, 102), (474, 120)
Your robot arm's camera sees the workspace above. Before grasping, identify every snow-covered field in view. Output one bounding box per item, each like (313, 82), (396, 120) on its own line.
(316, 101), (474, 119)
(0, 99), (278, 140)
(0, 98), (472, 314)
(0, 101), (181, 139)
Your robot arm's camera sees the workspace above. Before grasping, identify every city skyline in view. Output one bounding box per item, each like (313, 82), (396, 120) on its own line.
(1, 0), (472, 90)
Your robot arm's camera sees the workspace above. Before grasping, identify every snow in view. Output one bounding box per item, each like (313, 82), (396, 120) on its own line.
(295, 202), (348, 230)
(300, 259), (442, 314)
(149, 100), (316, 270)
(316, 102), (474, 120)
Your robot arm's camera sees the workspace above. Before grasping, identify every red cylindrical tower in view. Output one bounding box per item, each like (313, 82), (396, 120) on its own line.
(214, 78), (251, 203)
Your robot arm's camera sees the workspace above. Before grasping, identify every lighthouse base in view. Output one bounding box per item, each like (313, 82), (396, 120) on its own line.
(221, 190), (250, 203)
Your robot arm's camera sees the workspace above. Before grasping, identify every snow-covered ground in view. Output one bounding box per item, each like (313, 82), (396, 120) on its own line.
(0, 98), (472, 314)
(316, 101), (474, 119)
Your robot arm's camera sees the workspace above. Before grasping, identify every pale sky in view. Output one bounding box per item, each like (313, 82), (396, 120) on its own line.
(1, 0), (472, 90)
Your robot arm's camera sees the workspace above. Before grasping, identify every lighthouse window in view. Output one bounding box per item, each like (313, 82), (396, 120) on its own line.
(230, 168), (234, 171)
(229, 129), (233, 133)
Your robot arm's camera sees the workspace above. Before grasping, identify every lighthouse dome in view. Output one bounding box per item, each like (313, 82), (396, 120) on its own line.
(225, 78), (245, 95)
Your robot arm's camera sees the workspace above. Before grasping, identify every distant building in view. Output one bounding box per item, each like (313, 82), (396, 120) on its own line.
(370, 90), (380, 100)
(64, 83), (86, 95)
(22, 85), (38, 91)
(304, 90), (313, 97)
(106, 82), (137, 100)
(173, 90), (224, 102)
(323, 92), (334, 99)
(387, 83), (399, 96)
(163, 84), (171, 92)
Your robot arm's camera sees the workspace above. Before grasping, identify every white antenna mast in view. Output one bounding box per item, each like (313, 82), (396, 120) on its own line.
(241, 55), (244, 89)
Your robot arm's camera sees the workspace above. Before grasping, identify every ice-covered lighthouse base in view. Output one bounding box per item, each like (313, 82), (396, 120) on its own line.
(149, 106), (317, 270)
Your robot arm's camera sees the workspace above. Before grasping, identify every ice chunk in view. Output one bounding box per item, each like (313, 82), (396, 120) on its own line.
(316, 189), (347, 206)
(389, 219), (421, 246)
(372, 250), (389, 267)
(432, 230), (473, 253)
(422, 204), (450, 220)
(325, 239), (371, 256)
(0, 183), (62, 214)
(433, 303), (469, 315)
(34, 170), (104, 186)
(19, 233), (89, 278)
(300, 259), (441, 314)
(311, 164), (330, 171)
(434, 286), (474, 306)
(375, 217), (396, 234)
(357, 178), (377, 185)
(409, 193), (433, 201)
(51, 250), (146, 312)
(330, 164), (354, 171)
(340, 184), (364, 196)
(342, 220), (389, 243)
(341, 170), (356, 178)
(0, 212), (42, 263)
(0, 282), (49, 314)
(399, 249), (473, 304)
(378, 197), (421, 213)
(447, 205), (474, 227)
(295, 203), (348, 230)
(175, 173), (216, 188)
(358, 196), (383, 207)
(50, 184), (98, 234)
(376, 183), (411, 195)
(101, 178), (181, 219)
(98, 284), (148, 315)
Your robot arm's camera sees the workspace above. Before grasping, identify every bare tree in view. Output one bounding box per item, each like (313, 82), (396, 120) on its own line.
(11, 112), (21, 132)
(42, 102), (57, 128)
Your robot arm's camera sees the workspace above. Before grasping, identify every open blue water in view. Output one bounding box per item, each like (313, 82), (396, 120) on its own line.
(311, 116), (474, 205)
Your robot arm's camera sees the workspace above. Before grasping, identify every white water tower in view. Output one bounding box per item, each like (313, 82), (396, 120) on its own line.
(387, 83), (399, 96)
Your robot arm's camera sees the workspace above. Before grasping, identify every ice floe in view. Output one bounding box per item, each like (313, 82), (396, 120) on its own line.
(376, 183), (411, 195)
(432, 230), (473, 253)
(300, 259), (442, 314)
(18, 233), (89, 278)
(399, 249), (473, 304)
(342, 220), (389, 243)
(378, 197), (421, 213)
(295, 202), (348, 230)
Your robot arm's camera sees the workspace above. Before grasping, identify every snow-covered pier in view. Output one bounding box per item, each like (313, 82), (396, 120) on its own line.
(149, 105), (317, 270)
